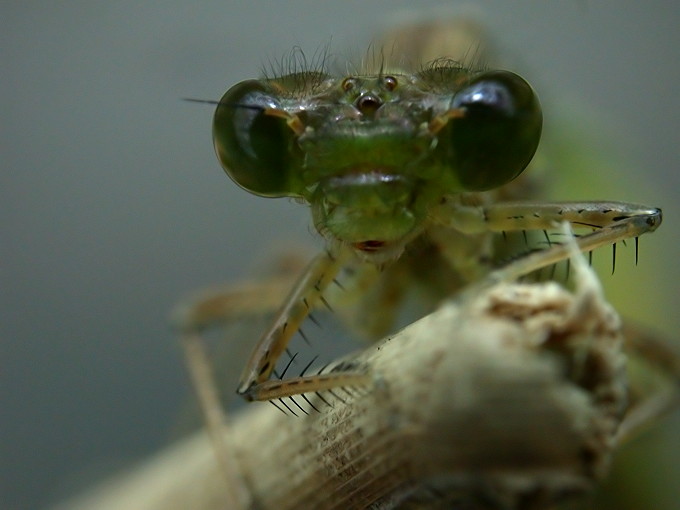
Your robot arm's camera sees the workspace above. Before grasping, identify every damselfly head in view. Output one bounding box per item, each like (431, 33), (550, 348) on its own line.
(200, 54), (541, 260)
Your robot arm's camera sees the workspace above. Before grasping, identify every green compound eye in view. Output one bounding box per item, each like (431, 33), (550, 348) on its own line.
(447, 71), (542, 191)
(213, 80), (301, 197)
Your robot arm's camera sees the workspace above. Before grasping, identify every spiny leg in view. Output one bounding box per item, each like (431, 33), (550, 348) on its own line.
(236, 248), (370, 402)
(174, 272), (302, 418)
(433, 199), (662, 283)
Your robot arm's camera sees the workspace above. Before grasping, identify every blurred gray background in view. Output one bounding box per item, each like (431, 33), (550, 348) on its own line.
(3, 2), (678, 509)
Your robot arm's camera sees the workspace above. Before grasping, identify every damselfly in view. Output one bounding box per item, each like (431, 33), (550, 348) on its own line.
(180, 23), (662, 406)
(159, 17), (680, 510)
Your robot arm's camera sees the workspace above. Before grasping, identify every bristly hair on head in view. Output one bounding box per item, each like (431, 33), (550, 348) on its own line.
(418, 37), (489, 77)
(260, 42), (333, 96)
(340, 41), (407, 77)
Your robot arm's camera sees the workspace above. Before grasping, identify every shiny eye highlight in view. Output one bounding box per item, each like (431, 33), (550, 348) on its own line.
(213, 80), (301, 197)
(445, 71), (542, 191)
(382, 75), (398, 91)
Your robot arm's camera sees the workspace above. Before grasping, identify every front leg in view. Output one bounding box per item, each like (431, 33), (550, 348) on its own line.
(237, 248), (370, 402)
(433, 198), (662, 281)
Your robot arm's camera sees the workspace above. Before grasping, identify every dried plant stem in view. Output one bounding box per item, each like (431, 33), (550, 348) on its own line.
(54, 257), (640, 510)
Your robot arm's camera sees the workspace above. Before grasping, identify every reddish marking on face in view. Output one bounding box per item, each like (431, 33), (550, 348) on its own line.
(354, 240), (386, 252)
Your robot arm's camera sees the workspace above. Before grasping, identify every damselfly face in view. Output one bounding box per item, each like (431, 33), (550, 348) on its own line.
(213, 65), (542, 260)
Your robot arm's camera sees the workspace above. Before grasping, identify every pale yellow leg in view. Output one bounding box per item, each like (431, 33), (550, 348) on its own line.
(433, 199), (661, 281)
(235, 248), (370, 402)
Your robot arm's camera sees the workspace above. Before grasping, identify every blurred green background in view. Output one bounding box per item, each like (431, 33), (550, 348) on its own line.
(3, 2), (678, 509)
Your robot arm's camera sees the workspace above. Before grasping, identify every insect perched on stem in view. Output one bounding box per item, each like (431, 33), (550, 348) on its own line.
(181, 43), (661, 407)
(129, 17), (680, 510)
